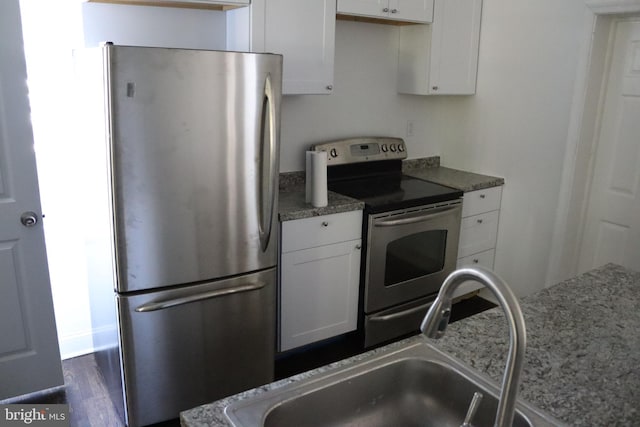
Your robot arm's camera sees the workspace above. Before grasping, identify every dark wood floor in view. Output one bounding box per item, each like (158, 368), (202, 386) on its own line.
(7, 296), (495, 427)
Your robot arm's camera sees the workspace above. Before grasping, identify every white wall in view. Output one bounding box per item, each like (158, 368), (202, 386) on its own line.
(20, 0), (94, 360)
(278, 20), (467, 172)
(81, 3), (227, 49)
(20, 1), (228, 359)
(440, 0), (588, 296)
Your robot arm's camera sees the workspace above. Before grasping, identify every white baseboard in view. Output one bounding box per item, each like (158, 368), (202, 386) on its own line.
(58, 330), (94, 360)
(58, 324), (118, 360)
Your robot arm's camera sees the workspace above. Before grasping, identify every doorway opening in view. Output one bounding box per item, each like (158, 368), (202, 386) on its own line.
(547, 5), (640, 285)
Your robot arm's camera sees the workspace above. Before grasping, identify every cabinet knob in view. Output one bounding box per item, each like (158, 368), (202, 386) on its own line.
(382, 7), (389, 12)
(473, 259), (479, 264)
(321, 221), (329, 227)
(477, 219), (483, 224)
(479, 194), (486, 199)
(356, 244), (361, 250)
(326, 85), (333, 91)
(432, 86), (439, 91)
(391, 8), (398, 13)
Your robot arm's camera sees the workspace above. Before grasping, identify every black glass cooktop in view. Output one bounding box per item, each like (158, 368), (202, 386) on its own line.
(328, 172), (462, 214)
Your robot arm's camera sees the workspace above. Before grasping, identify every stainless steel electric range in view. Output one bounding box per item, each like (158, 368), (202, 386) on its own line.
(312, 137), (463, 348)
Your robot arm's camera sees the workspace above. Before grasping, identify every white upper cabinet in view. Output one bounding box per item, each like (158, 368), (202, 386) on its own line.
(85, 0), (249, 10)
(337, 0), (433, 24)
(398, 0), (482, 95)
(227, 0), (336, 95)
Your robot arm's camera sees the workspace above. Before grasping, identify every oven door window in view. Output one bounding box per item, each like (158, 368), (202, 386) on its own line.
(384, 230), (447, 287)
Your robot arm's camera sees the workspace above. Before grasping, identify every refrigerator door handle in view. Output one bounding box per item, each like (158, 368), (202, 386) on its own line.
(259, 73), (278, 253)
(134, 281), (266, 312)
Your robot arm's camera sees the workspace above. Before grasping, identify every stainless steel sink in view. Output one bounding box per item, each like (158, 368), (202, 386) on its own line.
(224, 340), (564, 427)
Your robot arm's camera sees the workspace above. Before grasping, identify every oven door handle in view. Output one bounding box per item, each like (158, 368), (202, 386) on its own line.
(369, 300), (434, 322)
(374, 205), (460, 227)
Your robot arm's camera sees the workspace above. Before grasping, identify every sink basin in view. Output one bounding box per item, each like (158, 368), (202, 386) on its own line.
(225, 340), (565, 427)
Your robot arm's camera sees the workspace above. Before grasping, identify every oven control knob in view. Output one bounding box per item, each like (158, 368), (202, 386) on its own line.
(381, 144), (388, 152)
(330, 148), (338, 158)
(398, 144), (405, 152)
(390, 144), (397, 152)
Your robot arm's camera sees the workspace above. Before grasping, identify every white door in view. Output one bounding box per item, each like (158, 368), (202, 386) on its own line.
(0, 0), (63, 399)
(578, 19), (640, 273)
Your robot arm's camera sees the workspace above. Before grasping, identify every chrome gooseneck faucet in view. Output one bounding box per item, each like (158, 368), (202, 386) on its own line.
(420, 267), (527, 427)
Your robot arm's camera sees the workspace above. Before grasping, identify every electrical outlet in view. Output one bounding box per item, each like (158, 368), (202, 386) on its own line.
(406, 120), (415, 137)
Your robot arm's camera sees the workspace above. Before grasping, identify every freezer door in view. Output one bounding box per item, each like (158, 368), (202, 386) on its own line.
(105, 45), (282, 292)
(117, 268), (276, 427)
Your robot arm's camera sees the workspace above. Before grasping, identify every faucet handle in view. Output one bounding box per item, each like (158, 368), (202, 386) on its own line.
(461, 391), (483, 427)
(421, 299), (452, 338)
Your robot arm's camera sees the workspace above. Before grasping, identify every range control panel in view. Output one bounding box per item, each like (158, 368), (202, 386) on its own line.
(311, 137), (407, 166)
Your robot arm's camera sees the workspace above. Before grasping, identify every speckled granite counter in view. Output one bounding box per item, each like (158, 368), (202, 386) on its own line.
(279, 187), (364, 221)
(278, 171), (363, 221)
(277, 158), (502, 221)
(403, 158), (505, 192)
(181, 264), (640, 426)
(436, 263), (640, 426)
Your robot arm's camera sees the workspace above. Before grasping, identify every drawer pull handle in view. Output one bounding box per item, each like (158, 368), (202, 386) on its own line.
(479, 194), (486, 199)
(477, 219), (483, 224)
(321, 221), (329, 227)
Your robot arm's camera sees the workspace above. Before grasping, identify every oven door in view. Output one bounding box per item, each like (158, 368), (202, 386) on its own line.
(364, 201), (462, 314)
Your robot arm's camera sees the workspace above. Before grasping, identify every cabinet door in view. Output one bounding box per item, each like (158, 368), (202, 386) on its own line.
(428, 0), (482, 94)
(280, 240), (361, 351)
(453, 248), (495, 298)
(263, 0), (336, 94)
(398, 0), (482, 95)
(337, 0), (388, 18)
(391, 0), (433, 23)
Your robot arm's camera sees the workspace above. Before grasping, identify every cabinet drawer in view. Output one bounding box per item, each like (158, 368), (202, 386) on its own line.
(458, 210), (499, 258)
(453, 249), (495, 299)
(457, 248), (495, 269)
(461, 186), (502, 217)
(281, 210), (363, 253)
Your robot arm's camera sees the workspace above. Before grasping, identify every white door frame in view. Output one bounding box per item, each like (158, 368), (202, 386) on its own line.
(546, 0), (640, 285)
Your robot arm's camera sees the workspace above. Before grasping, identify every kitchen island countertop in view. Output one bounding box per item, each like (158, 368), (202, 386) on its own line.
(437, 263), (640, 426)
(181, 263), (640, 426)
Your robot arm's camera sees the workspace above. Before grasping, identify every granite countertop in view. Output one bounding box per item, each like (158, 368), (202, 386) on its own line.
(277, 157), (504, 221)
(278, 171), (364, 221)
(181, 264), (640, 426)
(403, 159), (505, 192)
(436, 263), (640, 426)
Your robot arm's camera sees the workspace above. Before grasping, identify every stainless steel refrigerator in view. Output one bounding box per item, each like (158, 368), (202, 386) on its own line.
(78, 44), (282, 427)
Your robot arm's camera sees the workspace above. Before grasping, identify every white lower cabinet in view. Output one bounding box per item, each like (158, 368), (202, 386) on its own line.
(279, 211), (362, 352)
(453, 186), (502, 299)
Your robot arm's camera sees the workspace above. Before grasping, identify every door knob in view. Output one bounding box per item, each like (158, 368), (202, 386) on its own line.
(20, 211), (38, 227)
